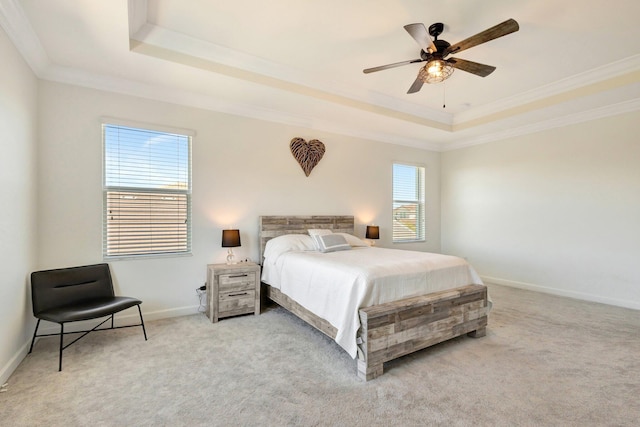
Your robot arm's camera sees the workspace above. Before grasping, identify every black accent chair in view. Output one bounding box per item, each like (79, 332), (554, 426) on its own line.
(29, 263), (147, 371)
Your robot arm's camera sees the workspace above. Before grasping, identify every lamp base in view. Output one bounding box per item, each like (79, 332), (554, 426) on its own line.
(226, 248), (237, 265)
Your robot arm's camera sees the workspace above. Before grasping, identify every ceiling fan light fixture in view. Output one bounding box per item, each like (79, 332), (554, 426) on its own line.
(419, 59), (454, 84)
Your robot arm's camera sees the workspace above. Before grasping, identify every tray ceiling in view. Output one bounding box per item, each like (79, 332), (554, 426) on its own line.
(2, 0), (639, 150)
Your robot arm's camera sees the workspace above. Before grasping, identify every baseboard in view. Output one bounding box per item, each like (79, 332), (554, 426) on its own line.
(0, 341), (30, 386)
(36, 304), (201, 335)
(140, 305), (202, 323)
(1, 304), (202, 384)
(481, 276), (640, 311)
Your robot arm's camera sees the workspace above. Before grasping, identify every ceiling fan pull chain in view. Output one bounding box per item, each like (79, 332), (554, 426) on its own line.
(443, 82), (446, 108)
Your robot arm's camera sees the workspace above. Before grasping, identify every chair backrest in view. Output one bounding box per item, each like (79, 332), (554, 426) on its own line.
(31, 263), (115, 316)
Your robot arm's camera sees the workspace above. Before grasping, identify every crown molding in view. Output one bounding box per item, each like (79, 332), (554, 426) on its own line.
(42, 63), (443, 151)
(39, 60), (640, 153)
(454, 54), (640, 125)
(441, 98), (640, 151)
(0, 0), (50, 74)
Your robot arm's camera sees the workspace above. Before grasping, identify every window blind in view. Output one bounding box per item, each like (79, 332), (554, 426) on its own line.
(103, 124), (191, 257)
(392, 163), (425, 242)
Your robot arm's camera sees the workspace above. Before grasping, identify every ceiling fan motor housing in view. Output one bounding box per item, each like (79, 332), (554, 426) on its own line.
(420, 39), (450, 60)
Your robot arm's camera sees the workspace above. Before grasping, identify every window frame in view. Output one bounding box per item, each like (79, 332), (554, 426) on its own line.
(102, 119), (193, 260)
(392, 162), (426, 243)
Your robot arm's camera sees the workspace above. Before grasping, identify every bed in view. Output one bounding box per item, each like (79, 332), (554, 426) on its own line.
(259, 215), (489, 381)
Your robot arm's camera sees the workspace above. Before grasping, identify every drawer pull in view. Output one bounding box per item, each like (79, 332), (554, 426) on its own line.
(229, 274), (248, 278)
(228, 292), (248, 297)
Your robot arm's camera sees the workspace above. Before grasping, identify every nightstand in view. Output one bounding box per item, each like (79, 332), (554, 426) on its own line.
(206, 262), (260, 323)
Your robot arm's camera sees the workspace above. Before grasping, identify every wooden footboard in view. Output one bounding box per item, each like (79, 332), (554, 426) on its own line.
(357, 284), (488, 381)
(265, 283), (489, 381)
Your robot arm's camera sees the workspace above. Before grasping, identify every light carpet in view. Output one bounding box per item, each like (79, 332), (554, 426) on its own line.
(1, 284), (639, 426)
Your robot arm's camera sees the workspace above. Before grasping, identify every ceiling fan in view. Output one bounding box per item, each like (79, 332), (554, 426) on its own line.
(363, 19), (519, 94)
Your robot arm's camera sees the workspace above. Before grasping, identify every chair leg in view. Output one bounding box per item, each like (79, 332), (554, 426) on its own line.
(137, 305), (147, 341)
(58, 323), (64, 372)
(28, 319), (41, 354)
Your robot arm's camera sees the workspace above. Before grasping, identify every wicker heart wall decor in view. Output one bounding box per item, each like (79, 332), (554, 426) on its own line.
(290, 137), (325, 177)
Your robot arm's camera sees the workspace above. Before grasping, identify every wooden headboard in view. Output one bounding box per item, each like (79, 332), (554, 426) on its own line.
(259, 215), (354, 262)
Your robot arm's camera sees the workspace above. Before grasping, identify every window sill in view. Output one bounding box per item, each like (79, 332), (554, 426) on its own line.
(104, 252), (193, 262)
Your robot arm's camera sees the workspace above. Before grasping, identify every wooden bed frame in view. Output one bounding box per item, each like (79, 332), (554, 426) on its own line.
(259, 215), (489, 381)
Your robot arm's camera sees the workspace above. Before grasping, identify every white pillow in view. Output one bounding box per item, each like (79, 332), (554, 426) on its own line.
(308, 229), (333, 250)
(333, 232), (371, 247)
(315, 234), (351, 253)
(307, 228), (333, 236)
(263, 234), (316, 262)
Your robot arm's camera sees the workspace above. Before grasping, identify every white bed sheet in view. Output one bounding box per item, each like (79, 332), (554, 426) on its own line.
(261, 246), (483, 358)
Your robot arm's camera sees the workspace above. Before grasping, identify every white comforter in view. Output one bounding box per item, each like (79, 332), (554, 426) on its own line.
(261, 246), (483, 358)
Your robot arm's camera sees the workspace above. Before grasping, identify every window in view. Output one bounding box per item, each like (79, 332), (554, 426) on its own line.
(103, 123), (192, 258)
(392, 163), (425, 242)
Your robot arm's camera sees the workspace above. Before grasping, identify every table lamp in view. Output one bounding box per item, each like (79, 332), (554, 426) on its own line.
(222, 229), (241, 264)
(366, 225), (379, 246)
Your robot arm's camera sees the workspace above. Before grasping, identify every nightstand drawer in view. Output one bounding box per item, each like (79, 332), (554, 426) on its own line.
(219, 290), (256, 317)
(219, 272), (256, 292)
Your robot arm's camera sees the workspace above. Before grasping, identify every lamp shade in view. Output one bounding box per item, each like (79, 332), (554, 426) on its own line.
(221, 229), (241, 247)
(365, 225), (379, 240)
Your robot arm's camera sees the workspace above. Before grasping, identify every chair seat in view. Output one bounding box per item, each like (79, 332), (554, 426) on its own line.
(37, 296), (142, 324)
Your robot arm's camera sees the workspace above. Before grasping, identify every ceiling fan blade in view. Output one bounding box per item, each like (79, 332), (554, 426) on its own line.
(444, 18), (519, 56)
(447, 58), (496, 77)
(404, 23), (438, 54)
(407, 76), (424, 94)
(363, 58), (423, 74)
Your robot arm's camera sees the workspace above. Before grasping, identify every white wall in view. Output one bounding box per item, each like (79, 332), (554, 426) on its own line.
(0, 27), (38, 383)
(441, 112), (640, 309)
(36, 81), (441, 322)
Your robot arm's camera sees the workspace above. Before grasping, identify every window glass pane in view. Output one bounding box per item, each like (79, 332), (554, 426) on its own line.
(104, 126), (189, 190)
(393, 163), (425, 242)
(393, 164), (419, 201)
(103, 124), (191, 257)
